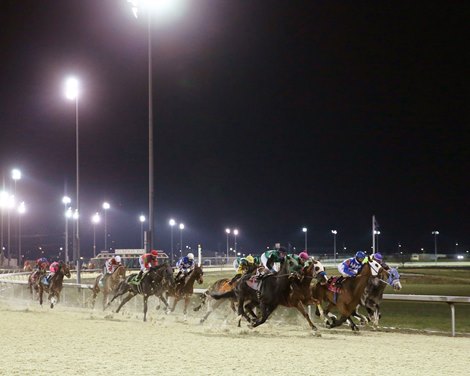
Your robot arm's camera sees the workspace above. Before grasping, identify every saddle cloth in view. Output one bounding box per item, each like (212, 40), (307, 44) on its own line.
(246, 275), (260, 291)
(326, 277), (342, 294)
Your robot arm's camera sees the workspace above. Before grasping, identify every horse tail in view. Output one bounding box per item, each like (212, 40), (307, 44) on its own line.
(210, 290), (235, 300)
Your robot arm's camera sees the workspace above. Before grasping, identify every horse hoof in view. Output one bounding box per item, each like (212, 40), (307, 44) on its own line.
(312, 331), (322, 337)
(50, 304), (54, 309)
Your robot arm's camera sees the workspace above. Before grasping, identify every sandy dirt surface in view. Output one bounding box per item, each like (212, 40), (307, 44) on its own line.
(0, 297), (469, 376)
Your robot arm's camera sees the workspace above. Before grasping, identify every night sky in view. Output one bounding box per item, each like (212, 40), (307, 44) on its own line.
(0, 1), (468, 259)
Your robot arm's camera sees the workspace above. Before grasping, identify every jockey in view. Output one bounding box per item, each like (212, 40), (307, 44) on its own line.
(175, 252), (195, 282)
(45, 261), (60, 284)
(136, 250), (159, 281)
(260, 247), (287, 273)
(36, 257), (49, 273)
(288, 251), (310, 273)
(104, 255), (122, 275)
(337, 251), (366, 282)
(101, 255), (122, 284)
(229, 255), (256, 285)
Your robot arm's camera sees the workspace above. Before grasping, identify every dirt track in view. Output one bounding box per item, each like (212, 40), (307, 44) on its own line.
(0, 298), (468, 376)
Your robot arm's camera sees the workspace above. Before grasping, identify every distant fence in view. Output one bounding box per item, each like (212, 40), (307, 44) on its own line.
(1, 272), (468, 337)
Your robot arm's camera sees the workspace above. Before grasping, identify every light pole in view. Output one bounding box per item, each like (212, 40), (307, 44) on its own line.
(179, 223), (184, 257)
(331, 230), (337, 263)
(92, 212), (101, 257)
(62, 196), (71, 263)
(17, 201), (25, 267)
(374, 230), (381, 253)
(225, 228), (230, 264)
(65, 207), (72, 261)
(140, 215), (146, 249)
(432, 230), (439, 264)
(127, 0), (186, 252)
(233, 229), (239, 252)
(102, 202), (110, 251)
(169, 219), (176, 263)
(0, 190), (7, 266)
(72, 209), (79, 263)
(302, 227), (308, 252)
(11, 169), (21, 263)
(65, 76), (81, 283)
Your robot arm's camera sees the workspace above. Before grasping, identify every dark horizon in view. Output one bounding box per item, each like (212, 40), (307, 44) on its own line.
(0, 1), (468, 262)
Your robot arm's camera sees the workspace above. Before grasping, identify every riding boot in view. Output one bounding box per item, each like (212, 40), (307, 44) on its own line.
(137, 270), (143, 282)
(228, 274), (241, 285)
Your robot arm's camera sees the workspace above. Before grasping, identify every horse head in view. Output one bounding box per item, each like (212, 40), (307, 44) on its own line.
(59, 261), (71, 278)
(162, 263), (175, 288)
(367, 260), (382, 277)
(307, 259), (328, 283)
(388, 268), (402, 291)
(193, 265), (204, 285)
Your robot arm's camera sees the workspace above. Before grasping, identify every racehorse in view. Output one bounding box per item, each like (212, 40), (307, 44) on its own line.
(167, 265), (204, 321)
(194, 277), (238, 324)
(250, 258), (324, 331)
(89, 265), (127, 309)
(37, 261), (71, 308)
(312, 260), (382, 331)
(352, 267), (402, 326)
(107, 264), (174, 322)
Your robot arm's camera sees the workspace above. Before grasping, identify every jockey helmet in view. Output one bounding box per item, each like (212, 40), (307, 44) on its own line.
(245, 255), (255, 264)
(278, 247), (287, 255)
(355, 251), (366, 260)
(187, 253), (195, 260)
(115, 255), (122, 263)
(299, 252), (309, 260)
(253, 256), (260, 264)
(240, 258), (248, 266)
(151, 250), (158, 257)
(373, 253), (383, 262)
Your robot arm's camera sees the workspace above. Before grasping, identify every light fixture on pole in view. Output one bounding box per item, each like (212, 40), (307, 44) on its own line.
(92, 212), (101, 257)
(65, 76), (81, 283)
(331, 230), (337, 263)
(62, 196), (71, 263)
(432, 230), (439, 264)
(225, 228), (231, 264)
(302, 227), (308, 252)
(102, 202), (110, 251)
(374, 230), (381, 253)
(17, 201), (25, 267)
(233, 229), (239, 252)
(179, 223), (185, 256)
(139, 215), (146, 249)
(169, 219), (176, 263)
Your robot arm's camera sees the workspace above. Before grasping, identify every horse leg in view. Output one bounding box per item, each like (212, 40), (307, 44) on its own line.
(244, 301), (258, 321)
(38, 287), (43, 306)
(252, 303), (276, 328)
(115, 292), (136, 313)
(106, 284), (127, 309)
(200, 298), (222, 324)
(352, 304), (368, 325)
(193, 292), (207, 312)
(183, 296), (189, 321)
(236, 296), (251, 327)
(295, 301), (318, 331)
(143, 295), (149, 322)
